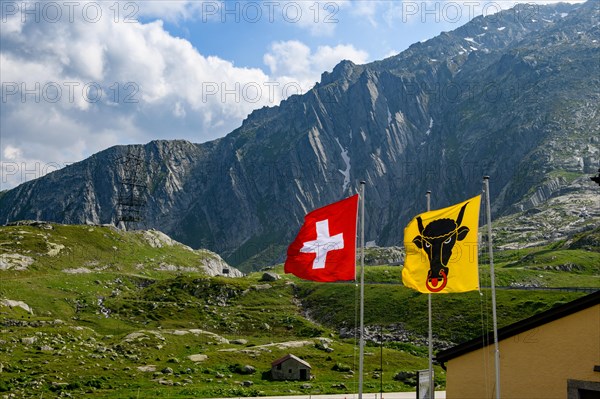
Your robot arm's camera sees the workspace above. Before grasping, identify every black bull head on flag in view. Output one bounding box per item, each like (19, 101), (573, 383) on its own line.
(412, 202), (470, 292)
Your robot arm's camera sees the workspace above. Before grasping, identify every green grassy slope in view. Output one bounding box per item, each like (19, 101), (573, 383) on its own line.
(296, 282), (587, 343)
(0, 223), (598, 398)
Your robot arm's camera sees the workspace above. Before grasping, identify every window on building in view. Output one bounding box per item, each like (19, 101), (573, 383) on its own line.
(567, 379), (600, 399)
(579, 389), (599, 399)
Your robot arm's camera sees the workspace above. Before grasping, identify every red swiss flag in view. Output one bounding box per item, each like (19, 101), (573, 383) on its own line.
(284, 195), (358, 282)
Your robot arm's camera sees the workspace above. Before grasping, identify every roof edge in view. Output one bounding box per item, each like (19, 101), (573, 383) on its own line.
(271, 353), (312, 369)
(436, 290), (600, 363)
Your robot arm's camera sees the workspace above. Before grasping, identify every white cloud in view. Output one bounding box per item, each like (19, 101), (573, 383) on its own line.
(3, 145), (22, 161)
(0, 3), (272, 189)
(351, 0), (380, 27)
(264, 40), (369, 91)
(134, 1), (205, 22)
(264, 41), (312, 77)
(132, 1), (351, 36)
(0, 1), (371, 189)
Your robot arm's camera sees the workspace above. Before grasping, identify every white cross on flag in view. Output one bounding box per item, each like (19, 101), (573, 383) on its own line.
(284, 195), (358, 282)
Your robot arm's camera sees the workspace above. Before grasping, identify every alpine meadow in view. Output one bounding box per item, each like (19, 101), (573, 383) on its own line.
(0, 1), (599, 398)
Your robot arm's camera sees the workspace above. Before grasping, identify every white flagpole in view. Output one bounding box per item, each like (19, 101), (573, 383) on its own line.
(483, 176), (501, 399)
(426, 191), (433, 399)
(358, 181), (366, 399)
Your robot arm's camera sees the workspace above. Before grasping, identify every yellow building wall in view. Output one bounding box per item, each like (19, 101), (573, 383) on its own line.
(446, 304), (600, 399)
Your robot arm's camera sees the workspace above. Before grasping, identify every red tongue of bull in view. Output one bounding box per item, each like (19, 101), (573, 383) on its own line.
(431, 278), (438, 286)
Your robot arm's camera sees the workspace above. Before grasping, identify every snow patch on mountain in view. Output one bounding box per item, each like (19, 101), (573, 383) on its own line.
(335, 138), (351, 193)
(426, 118), (433, 136)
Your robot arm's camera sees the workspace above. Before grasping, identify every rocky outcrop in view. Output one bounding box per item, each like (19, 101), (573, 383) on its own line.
(0, 253), (34, 271)
(139, 229), (244, 277)
(340, 323), (455, 351)
(364, 246), (404, 266)
(198, 250), (244, 278)
(494, 186), (600, 250)
(0, 299), (34, 314)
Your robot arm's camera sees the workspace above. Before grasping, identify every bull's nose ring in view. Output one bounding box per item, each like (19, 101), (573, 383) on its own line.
(426, 270), (448, 292)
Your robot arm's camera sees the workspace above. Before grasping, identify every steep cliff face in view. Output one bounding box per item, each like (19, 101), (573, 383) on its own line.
(1, 1), (598, 271)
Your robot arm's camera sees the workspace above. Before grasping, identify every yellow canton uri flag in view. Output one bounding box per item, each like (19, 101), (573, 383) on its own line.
(402, 195), (481, 294)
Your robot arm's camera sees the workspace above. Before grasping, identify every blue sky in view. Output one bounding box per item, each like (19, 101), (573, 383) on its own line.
(0, 0), (585, 189)
(154, 1), (480, 68)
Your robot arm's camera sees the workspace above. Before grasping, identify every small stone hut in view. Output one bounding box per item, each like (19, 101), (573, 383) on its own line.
(271, 354), (311, 381)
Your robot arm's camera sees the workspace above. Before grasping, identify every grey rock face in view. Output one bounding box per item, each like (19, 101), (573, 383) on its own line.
(0, 1), (598, 272)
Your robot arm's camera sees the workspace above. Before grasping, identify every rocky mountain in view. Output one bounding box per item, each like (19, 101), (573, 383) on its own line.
(1, 1), (598, 271)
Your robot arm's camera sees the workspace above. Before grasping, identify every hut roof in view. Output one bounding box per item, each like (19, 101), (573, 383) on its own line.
(271, 353), (311, 369)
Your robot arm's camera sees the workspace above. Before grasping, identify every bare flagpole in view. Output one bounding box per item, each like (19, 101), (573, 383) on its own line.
(483, 176), (501, 399)
(358, 181), (366, 399)
(426, 191), (433, 399)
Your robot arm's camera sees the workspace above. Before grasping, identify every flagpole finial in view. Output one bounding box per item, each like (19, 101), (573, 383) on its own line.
(426, 190), (431, 194)
(483, 175), (490, 180)
(360, 181), (366, 185)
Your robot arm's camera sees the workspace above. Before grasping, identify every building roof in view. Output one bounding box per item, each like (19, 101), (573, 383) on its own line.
(436, 290), (600, 365)
(271, 353), (311, 369)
